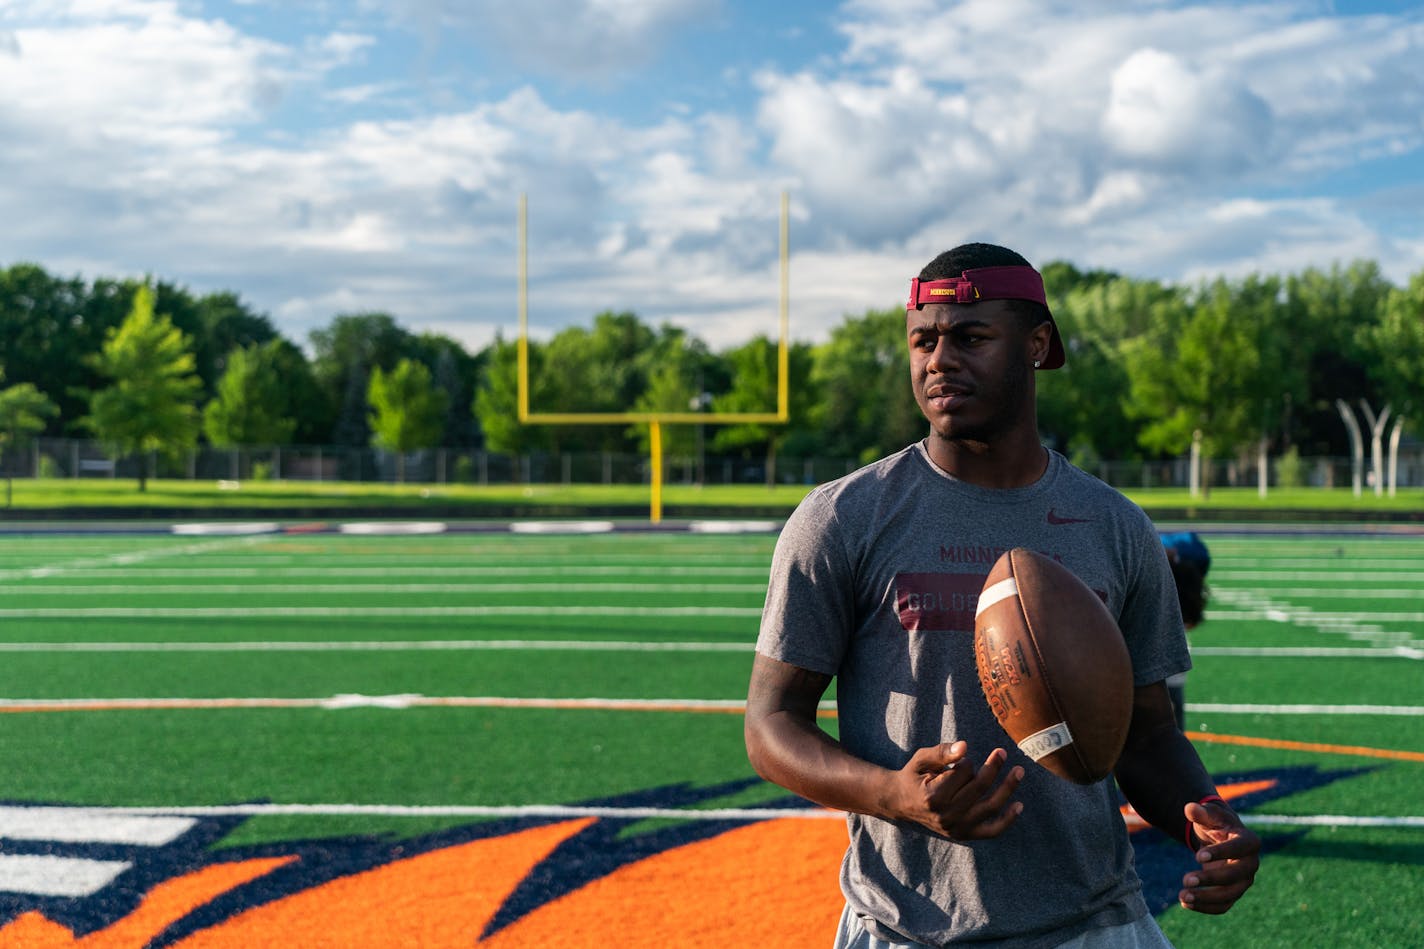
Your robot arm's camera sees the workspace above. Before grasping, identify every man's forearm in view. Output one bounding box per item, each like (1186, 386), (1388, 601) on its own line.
(745, 710), (899, 818)
(1114, 723), (1218, 844)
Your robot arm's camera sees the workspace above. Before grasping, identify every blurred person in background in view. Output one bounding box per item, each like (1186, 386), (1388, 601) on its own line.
(1161, 531), (1211, 732)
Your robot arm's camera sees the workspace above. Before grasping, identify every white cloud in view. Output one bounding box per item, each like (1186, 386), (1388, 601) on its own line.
(753, 1), (1424, 289)
(1101, 47), (1273, 174)
(0, 4), (291, 144)
(0, 0), (1422, 360)
(755, 65), (1004, 248)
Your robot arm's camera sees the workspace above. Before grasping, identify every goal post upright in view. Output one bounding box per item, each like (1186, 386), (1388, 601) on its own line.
(517, 193), (530, 424)
(778, 188), (789, 421)
(516, 191), (791, 521)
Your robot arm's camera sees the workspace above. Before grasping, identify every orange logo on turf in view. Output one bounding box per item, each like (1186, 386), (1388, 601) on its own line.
(0, 767), (1360, 946)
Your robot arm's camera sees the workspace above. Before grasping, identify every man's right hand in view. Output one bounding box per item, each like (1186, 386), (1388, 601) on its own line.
(894, 741), (1024, 840)
(745, 655), (1023, 837)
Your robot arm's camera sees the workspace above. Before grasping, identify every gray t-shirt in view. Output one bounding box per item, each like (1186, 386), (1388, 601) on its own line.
(756, 442), (1191, 948)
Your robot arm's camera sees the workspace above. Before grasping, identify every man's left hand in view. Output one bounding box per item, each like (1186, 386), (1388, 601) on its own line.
(1178, 799), (1261, 914)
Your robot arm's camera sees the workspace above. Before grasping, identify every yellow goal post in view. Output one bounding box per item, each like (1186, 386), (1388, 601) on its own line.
(515, 191), (791, 522)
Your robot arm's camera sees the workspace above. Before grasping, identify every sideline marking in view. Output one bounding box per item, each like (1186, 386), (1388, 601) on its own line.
(171, 523), (280, 536)
(339, 522), (448, 535)
(689, 520), (781, 534)
(1185, 729), (1424, 763)
(509, 521), (615, 534)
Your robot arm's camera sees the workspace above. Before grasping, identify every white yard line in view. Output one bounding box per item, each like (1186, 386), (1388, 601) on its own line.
(2, 694), (1420, 716)
(1209, 586), (1424, 651)
(1189, 703), (1424, 716)
(1, 640), (1417, 659)
(0, 639), (753, 653)
(1217, 571), (1424, 581)
(0, 565), (770, 579)
(0, 605), (762, 618)
(1213, 588), (1424, 599)
(4, 801), (1419, 829)
(1191, 645), (1424, 660)
(0, 695), (761, 712)
(0, 534), (272, 582)
(1213, 556), (1424, 567)
(0, 582), (767, 596)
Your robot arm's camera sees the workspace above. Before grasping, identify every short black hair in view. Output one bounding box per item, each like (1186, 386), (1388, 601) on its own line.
(918, 242), (1051, 331)
(1168, 556), (1208, 627)
(918, 242), (1034, 280)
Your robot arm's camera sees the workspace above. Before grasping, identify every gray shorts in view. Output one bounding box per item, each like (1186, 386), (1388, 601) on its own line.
(833, 905), (1174, 949)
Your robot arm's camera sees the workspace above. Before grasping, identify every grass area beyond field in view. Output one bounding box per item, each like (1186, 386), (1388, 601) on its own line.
(3, 476), (1423, 518)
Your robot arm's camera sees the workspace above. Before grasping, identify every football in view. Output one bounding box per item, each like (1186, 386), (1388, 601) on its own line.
(973, 548), (1133, 784)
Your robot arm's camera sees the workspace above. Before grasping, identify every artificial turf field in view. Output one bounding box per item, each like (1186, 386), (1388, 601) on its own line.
(0, 524), (1420, 947)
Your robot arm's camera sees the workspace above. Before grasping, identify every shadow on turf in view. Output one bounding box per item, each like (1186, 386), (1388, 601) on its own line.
(1125, 764), (1374, 914)
(1266, 837), (1424, 868)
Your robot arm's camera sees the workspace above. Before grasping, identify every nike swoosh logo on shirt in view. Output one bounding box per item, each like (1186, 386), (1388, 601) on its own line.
(1047, 509), (1092, 525)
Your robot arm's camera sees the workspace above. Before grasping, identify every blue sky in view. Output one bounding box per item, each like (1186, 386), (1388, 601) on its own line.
(1, 0), (1422, 353)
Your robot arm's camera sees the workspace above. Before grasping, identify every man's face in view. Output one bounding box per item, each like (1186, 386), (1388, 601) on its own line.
(906, 300), (1038, 445)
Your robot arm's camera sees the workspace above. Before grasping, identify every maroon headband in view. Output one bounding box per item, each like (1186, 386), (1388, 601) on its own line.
(906, 265), (1064, 369)
(907, 265), (1047, 309)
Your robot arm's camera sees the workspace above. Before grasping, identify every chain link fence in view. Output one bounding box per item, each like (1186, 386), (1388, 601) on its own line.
(2, 437), (1421, 493)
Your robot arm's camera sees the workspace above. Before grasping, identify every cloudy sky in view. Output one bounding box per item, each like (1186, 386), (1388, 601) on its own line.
(1, 0), (1422, 354)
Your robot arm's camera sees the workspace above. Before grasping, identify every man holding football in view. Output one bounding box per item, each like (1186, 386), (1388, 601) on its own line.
(744, 242), (1260, 948)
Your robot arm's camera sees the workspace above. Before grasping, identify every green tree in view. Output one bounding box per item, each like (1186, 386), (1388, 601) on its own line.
(710, 336), (814, 485)
(368, 358), (449, 482)
(0, 369), (60, 499)
(807, 307), (920, 465)
(1366, 270), (1424, 415)
(630, 325), (722, 459)
(1241, 275), (1310, 484)
(152, 283), (279, 399)
(411, 333), (484, 448)
(473, 335), (552, 459)
(1121, 275), (1300, 494)
(81, 283), (202, 491)
(1284, 262), (1393, 454)
(0, 263), (119, 435)
(538, 311), (657, 452)
(202, 340), (301, 447)
(310, 313), (415, 446)
(1359, 269), (1424, 488)
(1037, 275), (1177, 465)
(266, 338), (331, 445)
(1039, 260), (1122, 300)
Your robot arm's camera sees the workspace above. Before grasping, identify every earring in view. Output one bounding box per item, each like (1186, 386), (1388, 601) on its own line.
(1033, 360), (1042, 368)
